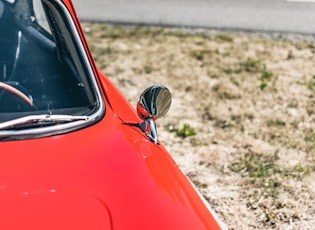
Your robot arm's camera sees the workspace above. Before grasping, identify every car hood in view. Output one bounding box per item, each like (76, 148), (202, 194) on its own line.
(0, 191), (112, 230)
(0, 105), (222, 229)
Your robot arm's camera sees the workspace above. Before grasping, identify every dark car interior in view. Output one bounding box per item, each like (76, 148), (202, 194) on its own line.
(0, 0), (95, 122)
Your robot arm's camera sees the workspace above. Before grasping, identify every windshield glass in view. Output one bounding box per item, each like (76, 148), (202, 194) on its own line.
(0, 0), (103, 128)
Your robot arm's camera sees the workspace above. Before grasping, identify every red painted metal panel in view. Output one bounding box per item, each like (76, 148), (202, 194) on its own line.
(0, 0), (223, 229)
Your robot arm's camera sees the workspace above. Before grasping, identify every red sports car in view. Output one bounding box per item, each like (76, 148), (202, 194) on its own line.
(0, 0), (226, 229)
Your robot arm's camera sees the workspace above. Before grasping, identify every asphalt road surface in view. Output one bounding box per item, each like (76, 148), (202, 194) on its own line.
(72, 0), (315, 34)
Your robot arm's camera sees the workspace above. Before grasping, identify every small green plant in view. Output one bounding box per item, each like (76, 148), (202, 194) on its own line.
(306, 75), (315, 91)
(230, 152), (312, 195)
(230, 153), (280, 179)
(266, 119), (286, 127)
(304, 130), (315, 150)
(215, 34), (234, 42)
(240, 57), (261, 73)
(239, 58), (274, 90)
(171, 123), (197, 138)
(223, 68), (233, 75)
(260, 65), (273, 90)
(284, 163), (311, 179)
(230, 152), (284, 202)
(297, 75), (315, 93)
(190, 49), (213, 61)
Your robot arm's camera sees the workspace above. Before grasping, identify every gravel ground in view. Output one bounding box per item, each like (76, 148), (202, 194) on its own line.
(83, 23), (315, 229)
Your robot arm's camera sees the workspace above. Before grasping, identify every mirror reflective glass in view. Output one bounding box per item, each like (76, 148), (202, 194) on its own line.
(137, 85), (171, 120)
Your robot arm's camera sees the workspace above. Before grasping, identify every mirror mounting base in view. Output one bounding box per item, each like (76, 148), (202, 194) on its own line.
(139, 118), (159, 144)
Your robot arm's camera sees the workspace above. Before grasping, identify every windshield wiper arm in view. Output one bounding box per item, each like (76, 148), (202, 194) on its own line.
(0, 114), (88, 130)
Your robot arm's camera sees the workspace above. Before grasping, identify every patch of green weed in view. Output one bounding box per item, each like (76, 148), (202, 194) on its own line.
(170, 123), (197, 138)
(260, 65), (274, 90)
(240, 57), (261, 73)
(266, 119), (286, 127)
(230, 152), (312, 196)
(305, 75), (315, 91)
(230, 153), (279, 179)
(215, 34), (234, 42)
(190, 49), (213, 61)
(304, 130), (315, 150)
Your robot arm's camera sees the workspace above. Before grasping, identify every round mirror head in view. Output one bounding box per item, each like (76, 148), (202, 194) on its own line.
(137, 85), (171, 120)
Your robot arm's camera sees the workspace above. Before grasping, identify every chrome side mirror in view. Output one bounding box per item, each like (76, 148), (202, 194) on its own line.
(137, 85), (171, 143)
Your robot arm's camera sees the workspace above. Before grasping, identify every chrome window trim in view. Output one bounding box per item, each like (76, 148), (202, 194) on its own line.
(0, 0), (105, 140)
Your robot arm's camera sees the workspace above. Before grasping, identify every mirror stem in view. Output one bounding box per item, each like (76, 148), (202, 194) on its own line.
(140, 118), (159, 144)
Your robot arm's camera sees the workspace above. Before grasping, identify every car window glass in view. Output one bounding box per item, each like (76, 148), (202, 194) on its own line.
(0, 0), (101, 125)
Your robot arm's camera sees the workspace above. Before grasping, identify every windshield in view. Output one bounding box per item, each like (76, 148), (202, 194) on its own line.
(0, 0), (104, 139)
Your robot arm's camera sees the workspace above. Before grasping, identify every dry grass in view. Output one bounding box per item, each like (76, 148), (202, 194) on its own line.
(83, 23), (315, 229)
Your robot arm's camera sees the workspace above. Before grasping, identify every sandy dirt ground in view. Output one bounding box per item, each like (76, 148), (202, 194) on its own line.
(83, 23), (315, 229)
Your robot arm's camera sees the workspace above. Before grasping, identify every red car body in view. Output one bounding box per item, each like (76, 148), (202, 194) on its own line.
(0, 0), (225, 229)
